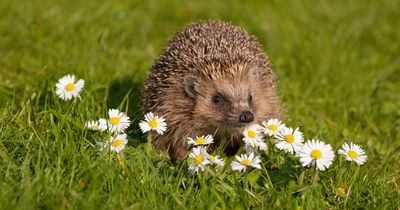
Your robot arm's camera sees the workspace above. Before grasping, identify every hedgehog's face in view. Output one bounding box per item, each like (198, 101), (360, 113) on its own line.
(184, 67), (275, 129)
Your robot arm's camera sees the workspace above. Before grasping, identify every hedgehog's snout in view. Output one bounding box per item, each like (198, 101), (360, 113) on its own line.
(239, 111), (254, 123)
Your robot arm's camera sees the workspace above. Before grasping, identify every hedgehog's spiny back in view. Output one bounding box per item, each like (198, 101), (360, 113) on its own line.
(142, 21), (272, 113)
(155, 21), (268, 71)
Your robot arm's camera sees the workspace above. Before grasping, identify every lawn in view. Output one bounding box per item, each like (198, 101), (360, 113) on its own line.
(1, 0), (399, 209)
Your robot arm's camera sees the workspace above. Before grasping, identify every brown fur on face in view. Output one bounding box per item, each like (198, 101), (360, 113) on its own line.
(192, 63), (279, 129)
(141, 21), (281, 161)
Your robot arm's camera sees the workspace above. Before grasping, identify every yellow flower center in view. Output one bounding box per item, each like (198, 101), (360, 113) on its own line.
(112, 139), (123, 147)
(194, 155), (203, 165)
(285, 134), (294, 143)
(241, 159), (251, 166)
(109, 117), (120, 125)
(247, 130), (256, 138)
(65, 83), (75, 92)
(268, 124), (277, 131)
(335, 187), (347, 198)
(148, 119), (158, 128)
(311, 149), (322, 159)
(348, 150), (358, 159)
(210, 155), (215, 162)
(195, 137), (206, 144)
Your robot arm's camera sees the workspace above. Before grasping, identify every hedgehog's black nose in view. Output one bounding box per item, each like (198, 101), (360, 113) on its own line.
(239, 111), (254, 123)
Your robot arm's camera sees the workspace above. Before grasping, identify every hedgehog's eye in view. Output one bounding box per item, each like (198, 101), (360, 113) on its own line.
(248, 94), (253, 103)
(212, 94), (223, 104)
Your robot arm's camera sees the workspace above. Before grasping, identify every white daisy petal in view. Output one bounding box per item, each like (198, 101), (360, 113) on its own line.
(107, 133), (128, 153)
(139, 112), (167, 135)
(209, 154), (224, 166)
(261, 118), (285, 136)
(139, 121), (151, 133)
(274, 127), (304, 154)
(231, 152), (262, 173)
(99, 109), (131, 133)
(188, 146), (210, 174)
(296, 139), (335, 171)
(55, 74), (85, 100)
(86, 120), (100, 131)
(97, 118), (108, 131)
(242, 124), (267, 151)
(338, 142), (367, 165)
(188, 134), (214, 146)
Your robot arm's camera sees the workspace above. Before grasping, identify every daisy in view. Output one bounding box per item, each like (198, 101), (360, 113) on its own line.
(209, 154), (224, 166)
(86, 120), (101, 131)
(188, 146), (210, 174)
(338, 142), (367, 165)
(107, 133), (128, 153)
(231, 152), (262, 172)
(139, 112), (167, 135)
(333, 186), (348, 200)
(243, 124), (267, 151)
(275, 127), (304, 153)
(99, 109), (130, 133)
(297, 139), (335, 171)
(188, 135), (214, 146)
(55, 74), (84, 100)
(261, 118), (285, 136)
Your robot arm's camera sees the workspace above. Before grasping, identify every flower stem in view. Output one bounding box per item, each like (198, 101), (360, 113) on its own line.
(146, 132), (153, 154)
(312, 167), (319, 185)
(344, 165), (360, 206)
(262, 165), (273, 189)
(116, 152), (126, 175)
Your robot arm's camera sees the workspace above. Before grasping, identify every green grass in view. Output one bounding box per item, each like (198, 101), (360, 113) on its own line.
(1, 0), (400, 209)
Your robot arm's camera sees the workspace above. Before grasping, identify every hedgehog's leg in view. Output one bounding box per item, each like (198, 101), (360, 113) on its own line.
(224, 137), (243, 156)
(168, 145), (187, 162)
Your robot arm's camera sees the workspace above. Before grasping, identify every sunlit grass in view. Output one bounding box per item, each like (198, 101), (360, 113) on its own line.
(0, 0), (399, 209)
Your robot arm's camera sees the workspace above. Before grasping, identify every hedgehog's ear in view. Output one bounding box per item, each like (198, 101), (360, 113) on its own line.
(184, 74), (199, 98)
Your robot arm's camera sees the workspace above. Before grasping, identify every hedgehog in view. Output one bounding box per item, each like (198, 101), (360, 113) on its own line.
(141, 20), (281, 161)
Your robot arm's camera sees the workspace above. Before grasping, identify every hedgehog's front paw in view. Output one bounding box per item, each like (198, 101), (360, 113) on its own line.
(169, 146), (187, 162)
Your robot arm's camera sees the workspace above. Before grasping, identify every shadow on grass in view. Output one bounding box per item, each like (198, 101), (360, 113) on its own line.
(267, 160), (302, 189)
(107, 76), (144, 146)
